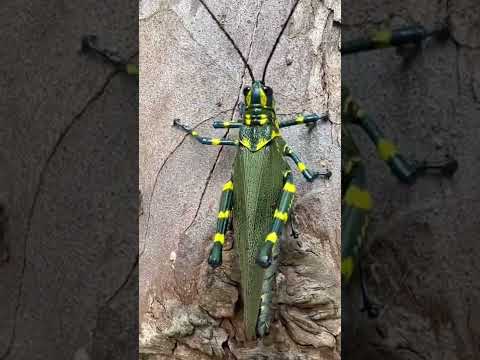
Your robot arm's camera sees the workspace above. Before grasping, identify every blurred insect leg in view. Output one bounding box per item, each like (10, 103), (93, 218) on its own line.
(173, 119), (239, 146)
(212, 120), (242, 129)
(359, 258), (380, 318)
(256, 172), (295, 268)
(341, 165), (371, 286)
(362, 114), (457, 183)
(81, 35), (136, 75)
(208, 179), (234, 268)
(343, 92), (406, 180)
(341, 25), (428, 55)
(283, 145), (331, 182)
(341, 163), (379, 317)
(278, 113), (328, 128)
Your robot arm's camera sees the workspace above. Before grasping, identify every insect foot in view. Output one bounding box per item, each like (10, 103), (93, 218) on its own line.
(361, 301), (381, 319)
(207, 242), (223, 268)
(309, 169), (332, 182)
(256, 241), (274, 268)
(81, 35), (97, 53)
(172, 119), (192, 133)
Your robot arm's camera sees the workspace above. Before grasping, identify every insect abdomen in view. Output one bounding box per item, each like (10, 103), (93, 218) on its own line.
(232, 138), (286, 340)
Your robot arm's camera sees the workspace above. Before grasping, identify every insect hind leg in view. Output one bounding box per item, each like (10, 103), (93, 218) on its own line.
(256, 242), (279, 337)
(207, 179), (234, 268)
(256, 170), (295, 268)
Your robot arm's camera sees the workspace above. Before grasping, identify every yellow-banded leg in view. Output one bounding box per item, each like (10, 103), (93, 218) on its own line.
(256, 171), (295, 268)
(208, 179), (234, 268)
(173, 119), (239, 146)
(283, 145), (332, 182)
(342, 162), (379, 318)
(256, 238), (279, 337)
(278, 113), (328, 128)
(212, 120), (242, 129)
(81, 35), (138, 75)
(342, 87), (457, 184)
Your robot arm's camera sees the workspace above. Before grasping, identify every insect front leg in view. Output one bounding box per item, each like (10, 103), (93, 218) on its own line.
(81, 35), (138, 75)
(173, 119), (239, 146)
(207, 179), (234, 268)
(342, 89), (457, 184)
(278, 113), (328, 128)
(212, 120), (243, 129)
(256, 171), (295, 269)
(341, 25), (447, 55)
(283, 145), (332, 182)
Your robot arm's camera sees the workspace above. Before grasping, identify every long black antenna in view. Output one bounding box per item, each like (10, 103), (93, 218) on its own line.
(198, 0), (255, 81)
(262, 0), (300, 82)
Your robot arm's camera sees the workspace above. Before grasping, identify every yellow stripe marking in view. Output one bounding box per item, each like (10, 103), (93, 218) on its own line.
(260, 88), (267, 107)
(256, 138), (269, 151)
(377, 139), (397, 160)
(223, 121), (231, 127)
(214, 233), (225, 245)
(283, 182), (296, 193)
(274, 210), (288, 222)
(259, 114), (268, 125)
(296, 115), (304, 123)
(191, 131), (198, 136)
(297, 162), (306, 172)
(344, 185), (372, 210)
(126, 64), (139, 75)
(211, 138), (221, 145)
(223, 181), (233, 191)
(240, 137), (251, 149)
(246, 90), (252, 106)
(266, 232), (278, 244)
(218, 210), (230, 219)
(341, 257), (354, 280)
(372, 30), (392, 47)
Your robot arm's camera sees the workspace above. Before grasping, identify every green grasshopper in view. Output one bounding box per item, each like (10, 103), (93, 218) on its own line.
(341, 25), (458, 321)
(171, 0), (332, 340)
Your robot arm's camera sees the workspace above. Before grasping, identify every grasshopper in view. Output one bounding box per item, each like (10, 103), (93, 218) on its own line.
(171, 0), (332, 340)
(341, 25), (458, 321)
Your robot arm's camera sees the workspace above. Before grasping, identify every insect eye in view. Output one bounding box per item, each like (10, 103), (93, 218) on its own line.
(263, 86), (273, 97)
(243, 86), (251, 96)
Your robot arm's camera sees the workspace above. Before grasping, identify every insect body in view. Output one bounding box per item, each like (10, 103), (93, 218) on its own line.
(172, 0), (332, 340)
(175, 80), (330, 339)
(341, 25), (458, 321)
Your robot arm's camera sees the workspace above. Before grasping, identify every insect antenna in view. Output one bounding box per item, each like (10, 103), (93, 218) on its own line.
(262, 0), (300, 83)
(197, 0), (255, 81)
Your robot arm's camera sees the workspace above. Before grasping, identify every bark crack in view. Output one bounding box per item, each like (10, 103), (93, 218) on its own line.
(141, 108), (234, 257)
(0, 68), (122, 360)
(182, 0), (264, 234)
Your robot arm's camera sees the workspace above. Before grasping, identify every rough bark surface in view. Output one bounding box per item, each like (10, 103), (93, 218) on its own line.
(343, 0), (480, 358)
(139, 0), (341, 358)
(0, 1), (138, 359)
